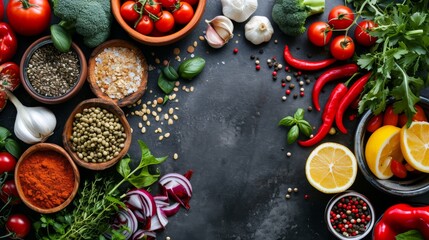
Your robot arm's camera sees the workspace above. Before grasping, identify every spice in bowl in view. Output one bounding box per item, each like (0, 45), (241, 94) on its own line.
(325, 191), (375, 239)
(70, 106), (126, 163)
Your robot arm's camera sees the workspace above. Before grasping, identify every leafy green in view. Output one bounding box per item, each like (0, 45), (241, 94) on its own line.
(279, 108), (312, 144)
(157, 72), (175, 94)
(0, 126), (21, 158)
(178, 57), (206, 80)
(395, 230), (424, 240)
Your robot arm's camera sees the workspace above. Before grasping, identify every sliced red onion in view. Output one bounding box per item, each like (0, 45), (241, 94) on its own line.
(132, 209), (146, 223)
(108, 208), (138, 240)
(132, 229), (156, 240)
(126, 189), (156, 217)
(159, 172), (193, 210)
(147, 207), (169, 232)
(153, 195), (168, 202)
(161, 202), (181, 217)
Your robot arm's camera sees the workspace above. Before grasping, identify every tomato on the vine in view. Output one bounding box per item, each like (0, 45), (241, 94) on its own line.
(0, 152), (16, 174)
(6, 0), (51, 36)
(307, 21), (332, 47)
(354, 20), (377, 46)
(173, 2), (194, 25)
(120, 1), (140, 24)
(6, 214), (31, 239)
(181, 0), (198, 6)
(135, 15), (154, 35)
(160, 0), (178, 9)
(155, 11), (175, 33)
(328, 5), (355, 30)
(0, 179), (21, 205)
(144, 0), (161, 16)
(330, 35), (355, 60)
(390, 160), (407, 179)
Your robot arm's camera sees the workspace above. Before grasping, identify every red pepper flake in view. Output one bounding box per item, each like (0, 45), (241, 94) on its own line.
(233, 48), (238, 54)
(255, 65), (261, 71)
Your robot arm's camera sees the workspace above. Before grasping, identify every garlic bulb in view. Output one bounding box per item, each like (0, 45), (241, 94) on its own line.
(221, 0), (258, 23)
(6, 90), (57, 144)
(245, 16), (274, 45)
(205, 16), (234, 48)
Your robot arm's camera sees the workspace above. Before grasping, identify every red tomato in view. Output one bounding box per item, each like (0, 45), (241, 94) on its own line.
(0, 1), (4, 20)
(144, 0), (161, 16)
(307, 21), (333, 47)
(330, 35), (355, 60)
(6, 214), (31, 239)
(354, 20), (377, 46)
(328, 5), (355, 30)
(155, 11), (175, 33)
(398, 104), (428, 126)
(6, 0), (51, 36)
(181, 0), (198, 5)
(173, 2), (194, 25)
(160, 0), (177, 9)
(366, 114), (383, 132)
(0, 62), (20, 111)
(383, 105), (399, 126)
(390, 160), (407, 179)
(120, 1), (140, 24)
(0, 152), (16, 174)
(135, 15), (154, 35)
(0, 179), (21, 205)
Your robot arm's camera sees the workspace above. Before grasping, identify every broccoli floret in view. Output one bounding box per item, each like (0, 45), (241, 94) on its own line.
(51, 0), (112, 49)
(272, 0), (325, 36)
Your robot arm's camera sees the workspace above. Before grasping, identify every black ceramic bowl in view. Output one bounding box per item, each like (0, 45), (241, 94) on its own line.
(354, 96), (429, 196)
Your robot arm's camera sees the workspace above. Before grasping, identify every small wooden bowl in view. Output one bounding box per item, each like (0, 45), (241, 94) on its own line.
(62, 98), (132, 170)
(87, 39), (148, 107)
(14, 143), (80, 214)
(111, 0), (206, 46)
(20, 36), (87, 104)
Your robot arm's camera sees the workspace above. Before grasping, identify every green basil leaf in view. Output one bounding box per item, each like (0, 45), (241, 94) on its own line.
(294, 108), (305, 120)
(50, 24), (72, 53)
(395, 230), (424, 240)
(0, 126), (11, 142)
(278, 116), (295, 127)
(128, 166), (160, 188)
(298, 120), (313, 137)
(116, 157), (131, 179)
(157, 73), (175, 94)
(162, 66), (179, 81)
(5, 138), (21, 158)
(178, 57), (206, 80)
(163, 95), (169, 105)
(287, 125), (299, 144)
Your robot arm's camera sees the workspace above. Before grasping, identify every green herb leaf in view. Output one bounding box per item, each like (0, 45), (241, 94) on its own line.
(294, 108), (304, 120)
(297, 120), (313, 137)
(5, 138), (21, 158)
(157, 73), (175, 94)
(395, 230), (424, 240)
(163, 95), (169, 105)
(162, 65), (179, 81)
(278, 116), (295, 127)
(116, 156), (131, 179)
(50, 24), (72, 53)
(287, 125), (299, 144)
(0, 126), (11, 142)
(178, 57), (206, 80)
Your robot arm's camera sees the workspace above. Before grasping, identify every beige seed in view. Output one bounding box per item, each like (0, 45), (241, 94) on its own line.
(175, 81), (180, 87)
(190, 86), (194, 92)
(137, 99), (142, 105)
(155, 58), (161, 64)
(164, 114), (169, 120)
(173, 115), (178, 120)
(173, 48), (180, 55)
(158, 128), (162, 133)
(157, 107), (162, 112)
(173, 153), (179, 160)
(130, 128), (133, 133)
(173, 87), (179, 92)
(168, 119), (174, 125)
(146, 109), (151, 114)
(152, 111), (158, 117)
(199, 35), (205, 41)
(168, 108), (174, 115)
(141, 127), (146, 133)
(138, 122), (143, 128)
(164, 133), (170, 138)
(142, 115), (148, 121)
(159, 135), (164, 141)
(155, 116), (160, 122)
(146, 121), (151, 126)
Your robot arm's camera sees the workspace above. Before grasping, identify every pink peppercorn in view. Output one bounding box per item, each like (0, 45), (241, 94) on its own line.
(233, 48), (238, 54)
(300, 92), (304, 97)
(281, 83), (286, 87)
(272, 71), (277, 76)
(286, 89), (291, 95)
(255, 65), (260, 71)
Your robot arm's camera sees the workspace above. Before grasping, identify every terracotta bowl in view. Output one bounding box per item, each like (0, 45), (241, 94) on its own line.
(14, 143), (80, 214)
(62, 98), (132, 170)
(20, 36), (87, 104)
(111, 0), (206, 46)
(87, 39), (148, 107)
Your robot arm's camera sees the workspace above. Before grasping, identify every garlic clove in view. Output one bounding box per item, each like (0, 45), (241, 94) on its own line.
(221, 0), (258, 23)
(27, 106), (57, 137)
(14, 116), (42, 144)
(205, 24), (227, 48)
(205, 16), (235, 48)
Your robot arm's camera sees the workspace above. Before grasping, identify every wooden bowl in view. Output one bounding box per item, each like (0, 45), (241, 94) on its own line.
(20, 36), (87, 104)
(87, 39), (148, 107)
(62, 98), (132, 170)
(14, 143), (80, 214)
(111, 0), (206, 46)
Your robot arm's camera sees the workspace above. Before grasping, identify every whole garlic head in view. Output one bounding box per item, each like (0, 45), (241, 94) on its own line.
(245, 16), (274, 45)
(221, 0), (258, 23)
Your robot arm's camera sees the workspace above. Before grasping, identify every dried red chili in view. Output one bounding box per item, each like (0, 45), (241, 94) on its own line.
(283, 45), (337, 71)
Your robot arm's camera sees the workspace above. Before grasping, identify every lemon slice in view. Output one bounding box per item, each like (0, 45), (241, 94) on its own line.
(365, 125), (403, 179)
(400, 121), (429, 172)
(305, 142), (357, 194)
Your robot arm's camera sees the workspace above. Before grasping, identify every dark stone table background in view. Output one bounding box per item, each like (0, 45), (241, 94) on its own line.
(1, 0), (428, 239)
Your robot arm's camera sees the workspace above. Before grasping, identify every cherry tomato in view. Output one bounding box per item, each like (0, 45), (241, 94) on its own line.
(181, 0), (198, 5)
(6, 0), (51, 36)
(0, 62), (20, 111)
(173, 2), (194, 25)
(144, 0), (161, 16)
(366, 114), (383, 132)
(328, 5), (355, 30)
(160, 0), (177, 9)
(307, 21), (333, 47)
(383, 105), (399, 126)
(120, 1), (140, 24)
(354, 20), (377, 46)
(0, 179), (21, 205)
(390, 160), (407, 179)
(398, 104), (428, 126)
(0, 152), (16, 174)
(330, 35), (355, 60)
(155, 11), (175, 33)
(6, 214), (31, 239)
(135, 15), (154, 35)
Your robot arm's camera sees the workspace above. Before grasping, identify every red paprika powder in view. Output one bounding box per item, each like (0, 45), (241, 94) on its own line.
(18, 150), (75, 209)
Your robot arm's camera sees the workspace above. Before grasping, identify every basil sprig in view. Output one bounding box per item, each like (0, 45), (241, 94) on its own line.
(278, 108), (312, 144)
(0, 126), (21, 158)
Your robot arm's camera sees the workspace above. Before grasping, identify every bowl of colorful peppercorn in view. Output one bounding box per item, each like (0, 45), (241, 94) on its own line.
(14, 143), (80, 214)
(87, 39), (148, 107)
(325, 191), (375, 240)
(354, 96), (429, 197)
(20, 36), (87, 104)
(62, 98), (132, 170)
(111, 0), (206, 46)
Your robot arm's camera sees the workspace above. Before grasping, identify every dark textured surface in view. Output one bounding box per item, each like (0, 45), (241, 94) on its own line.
(1, 0), (429, 239)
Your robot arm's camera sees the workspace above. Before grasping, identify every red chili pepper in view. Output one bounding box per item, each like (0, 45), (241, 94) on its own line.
(374, 204), (429, 240)
(335, 72), (371, 134)
(283, 45), (337, 71)
(312, 64), (359, 111)
(0, 23), (17, 64)
(298, 83), (348, 147)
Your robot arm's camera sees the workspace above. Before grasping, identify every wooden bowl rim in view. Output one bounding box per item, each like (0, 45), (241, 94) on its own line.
(19, 35), (88, 104)
(87, 39), (148, 107)
(62, 98), (132, 170)
(111, 0), (207, 46)
(14, 143), (80, 214)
